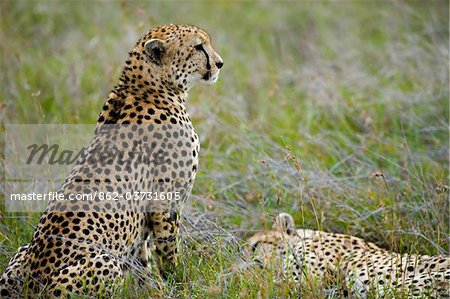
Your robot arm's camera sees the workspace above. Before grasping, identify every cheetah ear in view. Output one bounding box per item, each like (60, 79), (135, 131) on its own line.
(144, 39), (166, 65)
(274, 213), (295, 234)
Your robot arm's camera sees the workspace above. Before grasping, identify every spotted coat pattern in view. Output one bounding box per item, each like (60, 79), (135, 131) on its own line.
(0, 24), (223, 298)
(246, 213), (450, 298)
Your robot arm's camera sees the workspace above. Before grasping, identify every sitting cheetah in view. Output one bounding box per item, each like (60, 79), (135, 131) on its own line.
(246, 213), (450, 298)
(1, 24), (223, 297)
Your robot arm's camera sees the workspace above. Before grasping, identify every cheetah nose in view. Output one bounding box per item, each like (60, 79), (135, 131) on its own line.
(215, 61), (223, 69)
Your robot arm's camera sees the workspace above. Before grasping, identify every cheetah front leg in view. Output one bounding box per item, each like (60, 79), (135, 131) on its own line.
(150, 210), (180, 278)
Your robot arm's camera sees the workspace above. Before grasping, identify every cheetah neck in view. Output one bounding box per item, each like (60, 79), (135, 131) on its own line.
(97, 54), (191, 125)
(97, 82), (189, 125)
(119, 50), (189, 97)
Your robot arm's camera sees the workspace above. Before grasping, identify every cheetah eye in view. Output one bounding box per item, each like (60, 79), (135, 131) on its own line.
(194, 44), (203, 51)
(251, 241), (260, 252)
(253, 259), (264, 268)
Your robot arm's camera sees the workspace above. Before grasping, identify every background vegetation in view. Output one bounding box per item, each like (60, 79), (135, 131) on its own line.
(1, 1), (448, 298)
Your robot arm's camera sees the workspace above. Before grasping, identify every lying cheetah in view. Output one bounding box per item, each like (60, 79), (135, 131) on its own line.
(1, 24), (223, 297)
(246, 213), (450, 298)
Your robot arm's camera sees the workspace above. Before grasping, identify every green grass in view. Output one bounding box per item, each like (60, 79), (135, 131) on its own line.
(1, 1), (449, 298)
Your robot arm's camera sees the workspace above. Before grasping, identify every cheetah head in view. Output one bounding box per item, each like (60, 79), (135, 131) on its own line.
(244, 213), (317, 268)
(129, 24), (223, 92)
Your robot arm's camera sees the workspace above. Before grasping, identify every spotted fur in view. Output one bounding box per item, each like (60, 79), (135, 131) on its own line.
(0, 24), (223, 298)
(246, 213), (450, 298)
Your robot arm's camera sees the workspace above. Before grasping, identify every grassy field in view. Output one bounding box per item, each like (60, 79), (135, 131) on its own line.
(1, 1), (449, 298)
